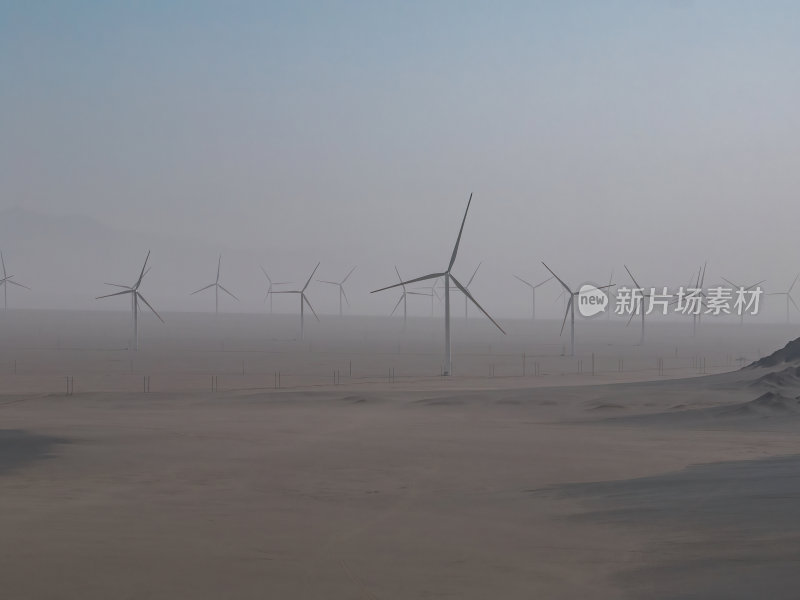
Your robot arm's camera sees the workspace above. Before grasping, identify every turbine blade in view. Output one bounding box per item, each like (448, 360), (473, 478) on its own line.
(135, 250), (151, 289)
(6, 280), (30, 290)
(372, 272), (445, 294)
(395, 265), (406, 291)
(450, 275), (505, 334)
(342, 266), (357, 283)
(534, 276), (554, 289)
(303, 294), (320, 321)
(137, 292), (165, 323)
(341, 286), (350, 306)
(790, 273), (800, 294)
(218, 284), (239, 301)
(560, 297), (572, 336)
(390, 295), (403, 316)
(466, 262), (482, 287)
(448, 193), (473, 272)
(514, 275), (533, 288)
(317, 280), (340, 285)
(626, 309), (637, 327)
(96, 289), (132, 300)
(624, 264), (642, 290)
(191, 283), (215, 295)
(746, 280), (765, 291)
(699, 261), (708, 288)
(790, 296), (800, 312)
(216, 254), (221, 283)
(104, 283), (130, 289)
(272, 290), (300, 294)
(541, 262), (572, 294)
(0, 251), (5, 279)
(721, 277), (738, 289)
(260, 265), (272, 284)
(302, 262), (320, 292)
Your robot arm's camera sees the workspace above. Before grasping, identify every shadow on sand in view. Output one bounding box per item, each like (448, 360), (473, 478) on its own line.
(546, 454), (800, 600)
(0, 429), (67, 475)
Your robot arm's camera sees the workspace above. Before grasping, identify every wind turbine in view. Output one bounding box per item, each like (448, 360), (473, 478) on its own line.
(96, 250), (164, 351)
(513, 273), (552, 320)
(260, 267), (290, 314)
(721, 275), (765, 325)
(542, 262), (612, 357)
(191, 254), (238, 314)
(273, 263), (320, 340)
(624, 265), (651, 346)
(372, 194), (505, 376)
(766, 273), (800, 323)
(390, 266), (429, 329)
(417, 278), (442, 316)
(317, 266), (357, 316)
(0, 251), (30, 310)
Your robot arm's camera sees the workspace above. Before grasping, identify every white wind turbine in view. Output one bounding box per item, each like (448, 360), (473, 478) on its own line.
(513, 273), (552, 320)
(542, 262), (613, 357)
(372, 194), (505, 376)
(766, 273), (800, 323)
(96, 250), (164, 351)
(260, 267), (291, 314)
(0, 251), (30, 310)
(191, 254), (238, 313)
(273, 263), (320, 340)
(390, 266), (429, 329)
(317, 266), (357, 316)
(721, 275), (765, 325)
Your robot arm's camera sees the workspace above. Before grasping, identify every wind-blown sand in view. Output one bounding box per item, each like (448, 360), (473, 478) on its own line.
(2, 312), (800, 598)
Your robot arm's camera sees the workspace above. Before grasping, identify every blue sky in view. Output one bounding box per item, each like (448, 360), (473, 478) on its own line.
(2, 2), (799, 314)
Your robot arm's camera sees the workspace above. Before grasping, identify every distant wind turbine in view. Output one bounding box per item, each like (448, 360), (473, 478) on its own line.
(513, 273), (552, 320)
(260, 267), (290, 314)
(273, 263), (320, 340)
(721, 275), (765, 325)
(372, 194), (505, 376)
(317, 266), (357, 316)
(96, 250), (164, 351)
(0, 251), (30, 310)
(542, 262), (612, 357)
(624, 265), (650, 346)
(191, 254), (238, 314)
(766, 273), (800, 323)
(389, 266), (429, 329)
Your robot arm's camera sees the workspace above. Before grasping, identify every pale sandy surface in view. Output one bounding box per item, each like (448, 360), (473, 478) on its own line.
(2, 311), (800, 598)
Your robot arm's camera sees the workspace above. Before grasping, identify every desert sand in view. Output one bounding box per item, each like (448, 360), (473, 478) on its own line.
(2, 310), (800, 598)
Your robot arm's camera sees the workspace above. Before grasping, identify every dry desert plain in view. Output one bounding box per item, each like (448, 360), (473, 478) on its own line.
(2, 310), (800, 599)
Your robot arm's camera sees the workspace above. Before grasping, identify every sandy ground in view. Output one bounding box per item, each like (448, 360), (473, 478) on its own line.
(2, 311), (800, 598)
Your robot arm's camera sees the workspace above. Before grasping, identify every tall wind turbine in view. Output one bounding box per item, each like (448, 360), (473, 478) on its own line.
(542, 262), (612, 357)
(0, 251), (30, 310)
(372, 194), (505, 376)
(191, 254), (238, 314)
(96, 250), (164, 351)
(260, 267), (291, 314)
(273, 263), (320, 340)
(513, 273), (552, 320)
(766, 273), (800, 323)
(317, 266), (357, 316)
(624, 265), (650, 346)
(721, 275), (765, 325)
(390, 266), (429, 329)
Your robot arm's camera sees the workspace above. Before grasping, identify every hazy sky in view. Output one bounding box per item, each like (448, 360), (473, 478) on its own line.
(2, 1), (799, 318)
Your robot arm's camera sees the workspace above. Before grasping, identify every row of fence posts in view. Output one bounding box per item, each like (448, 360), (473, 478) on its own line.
(56, 353), (718, 396)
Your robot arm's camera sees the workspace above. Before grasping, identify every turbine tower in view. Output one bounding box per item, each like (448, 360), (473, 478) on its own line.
(513, 273), (552, 320)
(273, 263), (320, 340)
(721, 276), (765, 325)
(96, 250), (164, 351)
(317, 266), (357, 317)
(766, 273), (800, 323)
(260, 267), (291, 314)
(542, 262), (612, 357)
(372, 194), (505, 376)
(191, 254), (239, 313)
(0, 251), (30, 310)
